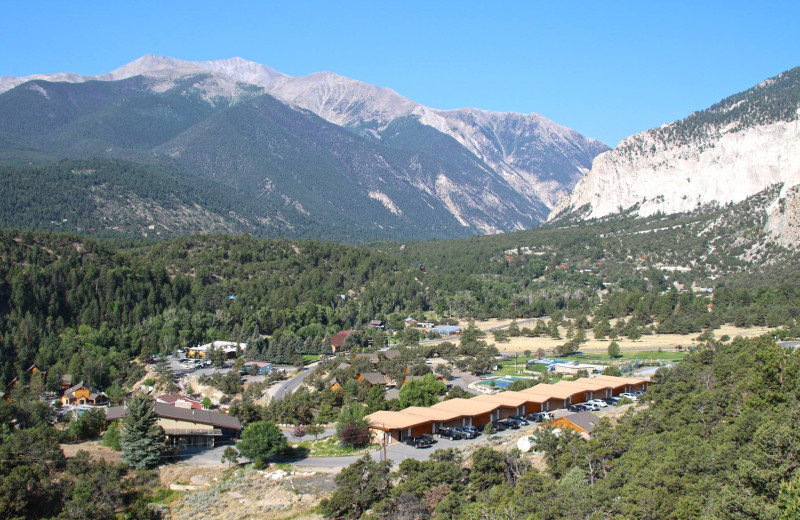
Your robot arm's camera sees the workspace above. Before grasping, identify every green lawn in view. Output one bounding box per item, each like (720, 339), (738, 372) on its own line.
(493, 359), (536, 377)
(492, 349), (686, 375)
(574, 350), (687, 363)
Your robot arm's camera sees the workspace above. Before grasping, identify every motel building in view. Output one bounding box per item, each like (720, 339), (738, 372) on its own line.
(365, 375), (648, 445)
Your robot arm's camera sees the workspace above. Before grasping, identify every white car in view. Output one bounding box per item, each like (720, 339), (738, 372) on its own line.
(587, 399), (608, 407)
(582, 402), (601, 411)
(619, 392), (638, 401)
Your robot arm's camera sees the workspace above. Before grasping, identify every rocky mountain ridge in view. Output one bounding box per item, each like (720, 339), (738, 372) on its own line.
(2, 55), (608, 211)
(550, 66), (800, 248)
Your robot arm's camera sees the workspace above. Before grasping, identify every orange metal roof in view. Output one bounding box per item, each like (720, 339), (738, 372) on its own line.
(431, 398), (500, 415)
(365, 410), (433, 430)
(552, 380), (594, 393)
(572, 377), (615, 391)
(522, 383), (578, 400)
(403, 406), (463, 422)
(592, 375), (649, 386)
(473, 392), (530, 408)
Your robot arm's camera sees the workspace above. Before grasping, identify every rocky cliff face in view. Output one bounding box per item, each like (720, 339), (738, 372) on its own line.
(550, 67), (800, 227)
(765, 183), (800, 249)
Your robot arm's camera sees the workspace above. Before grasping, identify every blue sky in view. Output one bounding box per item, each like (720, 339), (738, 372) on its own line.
(2, 1), (798, 146)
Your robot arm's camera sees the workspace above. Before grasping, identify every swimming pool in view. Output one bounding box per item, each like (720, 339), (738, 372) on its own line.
(477, 376), (534, 387)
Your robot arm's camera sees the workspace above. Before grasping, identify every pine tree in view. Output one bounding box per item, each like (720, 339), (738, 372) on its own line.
(120, 394), (165, 469)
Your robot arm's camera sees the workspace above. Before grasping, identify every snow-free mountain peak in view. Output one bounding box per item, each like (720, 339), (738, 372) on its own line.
(0, 55), (610, 233)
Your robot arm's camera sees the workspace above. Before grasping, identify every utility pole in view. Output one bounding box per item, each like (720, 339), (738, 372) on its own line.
(381, 423), (387, 462)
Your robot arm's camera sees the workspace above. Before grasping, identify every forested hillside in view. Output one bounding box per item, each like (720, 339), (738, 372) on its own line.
(321, 336), (800, 519)
(0, 72), (562, 240)
(2, 182), (800, 391)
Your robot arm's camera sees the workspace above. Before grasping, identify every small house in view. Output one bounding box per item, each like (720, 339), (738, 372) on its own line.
(59, 374), (73, 389)
(156, 393), (203, 410)
(187, 341), (246, 360)
(354, 352), (380, 365)
(244, 361), (273, 375)
(357, 372), (388, 386)
(551, 411), (600, 437)
(329, 330), (355, 354)
(383, 349), (401, 361)
(367, 320), (384, 329)
(60, 382), (108, 406)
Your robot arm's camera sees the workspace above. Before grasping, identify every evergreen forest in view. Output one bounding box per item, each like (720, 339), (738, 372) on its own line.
(1, 182), (800, 518)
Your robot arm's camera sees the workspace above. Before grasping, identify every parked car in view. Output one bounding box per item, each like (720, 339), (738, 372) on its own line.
(587, 399), (608, 408)
(509, 415), (530, 425)
(491, 420), (508, 432)
(582, 402), (601, 411)
(569, 404), (588, 412)
(404, 435), (433, 448)
(526, 411), (553, 422)
(619, 392), (638, 401)
(633, 390), (646, 396)
(602, 397), (620, 406)
(454, 426), (477, 439)
(538, 411), (555, 421)
(461, 425), (481, 437)
(437, 427), (466, 439)
(419, 433), (436, 445)
(497, 418), (521, 429)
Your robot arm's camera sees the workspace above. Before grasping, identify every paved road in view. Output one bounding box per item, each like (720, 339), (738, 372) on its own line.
(450, 368), (480, 394)
(268, 362), (319, 400)
(290, 421), (539, 468)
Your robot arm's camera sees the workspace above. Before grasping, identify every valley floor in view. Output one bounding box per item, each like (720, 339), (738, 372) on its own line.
(450, 318), (771, 355)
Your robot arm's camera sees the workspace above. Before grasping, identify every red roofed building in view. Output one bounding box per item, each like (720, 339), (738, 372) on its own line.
(156, 393), (203, 410)
(330, 330), (355, 354)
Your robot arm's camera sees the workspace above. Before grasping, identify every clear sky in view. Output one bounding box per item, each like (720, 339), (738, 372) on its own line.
(2, 1), (798, 146)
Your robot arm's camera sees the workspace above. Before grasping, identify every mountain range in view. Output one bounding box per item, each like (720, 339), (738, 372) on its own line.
(3, 56), (798, 247)
(0, 55), (608, 242)
(550, 66), (800, 249)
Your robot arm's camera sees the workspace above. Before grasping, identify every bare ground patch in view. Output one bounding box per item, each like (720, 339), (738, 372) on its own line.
(165, 466), (332, 520)
(60, 439), (122, 464)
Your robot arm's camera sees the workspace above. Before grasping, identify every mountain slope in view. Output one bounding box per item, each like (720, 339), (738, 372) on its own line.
(0, 56), (613, 240)
(0, 77), (544, 240)
(1, 55), (608, 215)
(551, 67), (800, 222)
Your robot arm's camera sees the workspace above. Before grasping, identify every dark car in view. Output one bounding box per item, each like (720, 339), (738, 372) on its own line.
(437, 427), (465, 440)
(454, 426), (477, 439)
(509, 415), (529, 426)
(497, 418), (520, 429)
(569, 404), (588, 412)
(404, 435), (433, 448)
(526, 412), (554, 422)
(462, 425), (481, 437)
(603, 397), (619, 406)
(491, 420), (508, 432)
(419, 433), (436, 444)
